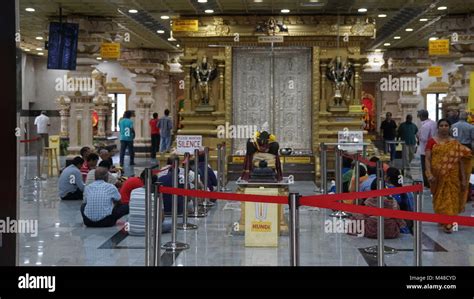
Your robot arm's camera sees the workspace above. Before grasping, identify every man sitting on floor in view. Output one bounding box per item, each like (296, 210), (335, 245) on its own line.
(58, 156), (85, 200)
(81, 167), (129, 227)
(85, 160), (120, 188)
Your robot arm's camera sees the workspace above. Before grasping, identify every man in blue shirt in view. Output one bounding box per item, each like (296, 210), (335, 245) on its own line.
(119, 110), (135, 167)
(58, 157), (85, 200)
(158, 109), (173, 153)
(80, 167), (129, 227)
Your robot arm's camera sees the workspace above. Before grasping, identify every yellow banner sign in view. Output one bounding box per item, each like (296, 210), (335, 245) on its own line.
(429, 39), (450, 56)
(251, 221), (272, 232)
(100, 43), (121, 59)
(173, 20), (199, 32)
(284, 157), (311, 164)
(469, 72), (474, 112)
(428, 66), (443, 77)
(232, 156), (245, 163)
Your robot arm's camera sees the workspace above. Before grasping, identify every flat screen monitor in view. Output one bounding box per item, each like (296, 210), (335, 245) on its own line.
(47, 22), (79, 70)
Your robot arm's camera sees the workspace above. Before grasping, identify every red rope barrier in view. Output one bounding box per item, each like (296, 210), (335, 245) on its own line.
(301, 185), (423, 202)
(159, 186), (288, 205)
(160, 184), (474, 226)
(19, 137), (41, 143)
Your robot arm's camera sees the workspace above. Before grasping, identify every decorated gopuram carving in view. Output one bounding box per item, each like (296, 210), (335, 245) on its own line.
(173, 15), (376, 180)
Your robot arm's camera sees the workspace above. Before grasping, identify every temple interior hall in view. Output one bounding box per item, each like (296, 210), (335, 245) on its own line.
(9, 0), (474, 267)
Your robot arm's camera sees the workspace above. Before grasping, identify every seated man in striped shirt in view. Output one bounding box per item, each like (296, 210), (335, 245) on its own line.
(81, 167), (129, 227)
(128, 175), (172, 236)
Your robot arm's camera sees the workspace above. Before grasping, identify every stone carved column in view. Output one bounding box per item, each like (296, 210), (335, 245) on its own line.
(56, 95), (71, 137)
(92, 68), (113, 138)
(353, 62), (363, 106)
(320, 63), (328, 112)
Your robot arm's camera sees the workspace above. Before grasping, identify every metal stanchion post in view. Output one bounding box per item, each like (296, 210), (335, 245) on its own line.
(217, 144), (222, 192)
(200, 147), (215, 208)
(363, 160), (397, 257)
(177, 153), (197, 231)
(221, 143), (230, 191)
(32, 137), (43, 180)
(289, 193), (300, 266)
(320, 143), (327, 194)
(144, 168), (153, 266)
(401, 142), (407, 176)
(377, 160), (385, 266)
(362, 144), (367, 158)
(189, 148), (206, 218)
(162, 157), (189, 252)
(354, 153), (360, 205)
(153, 183), (163, 266)
(414, 181), (423, 266)
(331, 148), (349, 218)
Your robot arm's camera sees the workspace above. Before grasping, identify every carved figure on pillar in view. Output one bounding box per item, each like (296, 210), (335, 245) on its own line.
(326, 56), (354, 107)
(192, 56), (218, 105)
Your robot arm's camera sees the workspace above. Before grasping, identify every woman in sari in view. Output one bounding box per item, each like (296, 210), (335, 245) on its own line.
(425, 118), (472, 233)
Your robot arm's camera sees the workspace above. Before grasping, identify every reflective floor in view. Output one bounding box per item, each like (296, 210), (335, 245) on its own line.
(18, 155), (474, 266)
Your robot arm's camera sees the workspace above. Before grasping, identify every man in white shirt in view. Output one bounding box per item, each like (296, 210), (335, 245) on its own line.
(34, 111), (50, 147)
(416, 109), (437, 187)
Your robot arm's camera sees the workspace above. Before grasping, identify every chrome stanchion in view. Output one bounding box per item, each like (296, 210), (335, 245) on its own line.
(401, 142), (407, 176)
(189, 148), (206, 218)
(200, 146), (215, 208)
(354, 153), (360, 205)
(289, 193), (300, 266)
(153, 182), (163, 266)
(177, 152), (197, 231)
(414, 180), (423, 266)
(162, 157), (189, 252)
(376, 160), (385, 266)
(362, 144), (367, 158)
(32, 137), (43, 180)
(363, 160), (397, 257)
(144, 167), (153, 266)
(320, 143), (327, 194)
(217, 144), (222, 192)
(331, 148), (349, 218)
(221, 143), (230, 191)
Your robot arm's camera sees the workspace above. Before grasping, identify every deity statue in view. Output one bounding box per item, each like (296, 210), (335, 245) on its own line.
(241, 130), (283, 182)
(192, 56), (218, 105)
(326, 56), (354, 107)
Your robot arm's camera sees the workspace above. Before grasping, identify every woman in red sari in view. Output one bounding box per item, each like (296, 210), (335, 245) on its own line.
(425, 118), (472, 233)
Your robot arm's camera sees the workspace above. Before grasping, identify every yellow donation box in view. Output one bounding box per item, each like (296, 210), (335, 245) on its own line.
(244, 187), (279, 247)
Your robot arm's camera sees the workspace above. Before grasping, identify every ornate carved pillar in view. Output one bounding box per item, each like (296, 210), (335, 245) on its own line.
(320, 62), (328, 112)
(214, 56), (226, 113)
(56, 95), (71, 137)
(92, 68), (113, 138)
(353, 62), (363, 105)
(180, 56), (195, 112)
(122, 63), (161, 152)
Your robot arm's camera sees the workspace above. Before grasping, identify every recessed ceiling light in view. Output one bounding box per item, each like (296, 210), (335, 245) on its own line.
(437, 6), (447, 10)
(429, 37), (438, 41)
(24, 49), (30, 52)
(128, 9), (138, 13)
(36, 47), (42, 51)
(384, 43), (391, 46)
(96, 57), (102, 60)
(405, 28), (414, 32)
(38, 52), (44, 56)
(375, 49), (382, 52)
(419, 18), (428, 22)
(378, 14), (387, 18)
(281, 9), (290, 13)
(358, 8), (367, 13)
(157, 30), (165, 34)
(176, 44), (180, 47)
(254, 0), (263, 2)
(198, 0), (208, 2)
(205, 9), (214, 13)
(161, 15), (170, 19)
(35, 36), (43, 40)
(25, 8), (35, 12)
(394, 36), (401, 39)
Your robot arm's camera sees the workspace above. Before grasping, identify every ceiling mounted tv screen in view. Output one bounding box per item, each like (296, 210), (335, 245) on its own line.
(47, 22), (79, 70)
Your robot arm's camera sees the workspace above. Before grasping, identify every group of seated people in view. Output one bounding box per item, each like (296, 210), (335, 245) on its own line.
(335, 156), (415, 239)
(58, 146), (217, 231)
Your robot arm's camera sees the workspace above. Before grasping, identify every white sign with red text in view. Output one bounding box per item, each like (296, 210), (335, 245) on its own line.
(176, 135), (202, 154)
